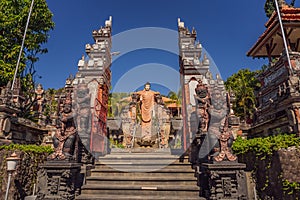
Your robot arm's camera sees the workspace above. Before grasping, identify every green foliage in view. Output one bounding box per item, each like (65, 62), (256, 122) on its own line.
(109, 138), (125, 148)
(0, 0), (55, 87)
(232, 134), (300, 156)
(283, 179), (300, 196)
(225, 68), (261, 121)
(43, 87), (63, 122)
(0, 143), (53, 198)
(108, 92), (130, 117)
(233, 134), (300, 198)
(0, 143), (53, 154)
(265, 0), (275, 18)
(167, 90), (182, 117)
(265, 0), (297, 18)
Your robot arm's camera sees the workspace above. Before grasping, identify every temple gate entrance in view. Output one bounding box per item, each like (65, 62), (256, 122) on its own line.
(69, 16), (223, 155)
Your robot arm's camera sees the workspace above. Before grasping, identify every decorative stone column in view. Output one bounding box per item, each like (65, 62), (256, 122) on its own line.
(37, 161), (82, 200)
(199, 162), (248, 200)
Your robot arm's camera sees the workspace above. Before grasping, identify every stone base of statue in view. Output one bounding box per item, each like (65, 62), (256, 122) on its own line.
(36, 161), (82, 200)
(198, 161), (248, 200)
(189, 131), (207, 166)
(136, 139), (156, 147)
(134, 124), (159, 148)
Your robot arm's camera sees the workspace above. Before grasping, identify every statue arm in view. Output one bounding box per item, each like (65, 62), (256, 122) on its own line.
(194, 94), (205, 103)
(135, 91), (143, 101)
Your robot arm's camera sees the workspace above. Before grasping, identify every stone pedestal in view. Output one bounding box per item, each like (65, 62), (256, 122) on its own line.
(37, 161), (82, 200)
(199, 162), (247, 200)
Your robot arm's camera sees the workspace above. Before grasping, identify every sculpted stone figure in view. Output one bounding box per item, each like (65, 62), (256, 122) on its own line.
(34, 84), (45, 113)
(194, 80), (211, 132)
(120, 93), (139, 148)
(213, 115), (237, 162)
(205, 88), (237, 162)
(75, 84), (90, 134)
(207, 89), (228, 157)
(135, 82), (160, 145)
(156, 94), (171, 148)
(49, 93), (77, 160)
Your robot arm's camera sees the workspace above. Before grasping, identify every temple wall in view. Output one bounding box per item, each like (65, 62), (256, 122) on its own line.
(0, 117), (48, 145)
(238, 147), (300, 199)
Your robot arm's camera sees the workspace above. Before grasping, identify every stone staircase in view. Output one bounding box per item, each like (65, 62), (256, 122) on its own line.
(76, 149), (204, 200)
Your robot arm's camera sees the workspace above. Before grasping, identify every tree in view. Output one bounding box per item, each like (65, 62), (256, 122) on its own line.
(265, 0), (297, 18)
(108, 93), (130, 117)
(167, 90), (182, 117)
(225, 69), (261, 122)
(265, 0), (276, 18)
(0, 0), (55, 88)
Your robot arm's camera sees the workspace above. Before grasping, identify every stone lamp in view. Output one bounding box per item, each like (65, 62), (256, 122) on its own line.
(6, 152), (20, 171)
(5, 152), (20, 200)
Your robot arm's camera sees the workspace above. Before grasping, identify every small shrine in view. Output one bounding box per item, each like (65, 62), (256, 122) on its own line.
(0, 80), (48, 145)
(247, 2), (300, 137)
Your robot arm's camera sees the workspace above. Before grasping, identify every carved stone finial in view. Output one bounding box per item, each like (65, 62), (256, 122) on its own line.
(192, 27), (197, 35)
(178, 18), (185, 28)
(202, 54), (210, 66)
(105, 16), (112, 27)
(65, 75), (74, 87)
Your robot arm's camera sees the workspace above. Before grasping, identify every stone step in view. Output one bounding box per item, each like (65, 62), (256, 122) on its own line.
(90, 168), (194, 176)
(94, 159), (192, 172)
(94, 165), (192, 172)
(86, 179), (197, 186)
(104, 150), (175, 155)
(77, 152), (200, 200)
(95, 163), (189, 169)
(97, 159), (185, 165)
(109, 147), (174, 154)
(102, 150), (187, 155)
(76, 194), (204, 200)
(102, 149), (187, 157)
(98, 156), (187, 163)
(86, 175), (197, 184)
(80, 184), (200, 196)
(98, 160), (178, 165)
(96, 161), (191, 166)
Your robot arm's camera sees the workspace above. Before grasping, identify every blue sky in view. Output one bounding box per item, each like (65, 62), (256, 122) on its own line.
(36, 0), (299, 95)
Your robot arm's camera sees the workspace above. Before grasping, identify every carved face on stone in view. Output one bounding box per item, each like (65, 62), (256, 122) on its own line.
(211, 90), (225, 110)
(156, 95), (163, 105)
(77, 87), (89, 98)
(196, 88), (208, 98)
(195, 81), (208, 98)
(131, 93), (139, 103)
(63, 103), (72, 113)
